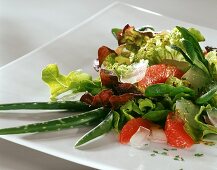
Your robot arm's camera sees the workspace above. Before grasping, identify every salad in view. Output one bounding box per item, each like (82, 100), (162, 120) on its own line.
(0, 24), (216, 149)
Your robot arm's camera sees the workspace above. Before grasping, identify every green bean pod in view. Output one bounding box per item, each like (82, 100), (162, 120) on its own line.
(0, 108), (110, 135)
(75, 110), (114, 148)
(0, 101), (91, 111)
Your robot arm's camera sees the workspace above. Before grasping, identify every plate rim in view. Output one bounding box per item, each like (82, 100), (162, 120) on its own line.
(0, 2), (217, 170)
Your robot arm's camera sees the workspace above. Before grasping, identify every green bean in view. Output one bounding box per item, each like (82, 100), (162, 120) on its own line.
(0, 101), (91, 111)
(196, 86), (217, 104)
(145, 84), (195, 97)
(0, 108), (110, 135)
(75, 110), (113, 148)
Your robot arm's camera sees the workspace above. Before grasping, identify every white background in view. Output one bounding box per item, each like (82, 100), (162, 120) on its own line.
(0, 0), (217, 169)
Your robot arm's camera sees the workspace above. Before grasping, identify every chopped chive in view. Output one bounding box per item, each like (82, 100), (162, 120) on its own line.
(173, 155), (184, 161)
(194, 153), (204, 157)
(153, 150), (159, 154)
(174, 157), (179, 161)
(161, 152), (168, 155)
(163, 148), (169, 151)
(150, 154), (156, 156)
(171, 148), (177, 151)
(202, 141), (215, 146)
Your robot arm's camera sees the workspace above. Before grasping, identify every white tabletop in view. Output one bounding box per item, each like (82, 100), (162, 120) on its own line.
(0, 0), (217, 169)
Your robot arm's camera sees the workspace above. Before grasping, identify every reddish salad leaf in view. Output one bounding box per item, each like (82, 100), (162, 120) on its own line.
(100, 69), (119, 87)
(109, 93), (135, 109)
(80, 89), (136, 109)
(100, 69), (141, 95)
(80, 89), (113, 108)
(114, 83), (141, 95)
(98, 46), (116, 67)
(118, 24), (132, 45)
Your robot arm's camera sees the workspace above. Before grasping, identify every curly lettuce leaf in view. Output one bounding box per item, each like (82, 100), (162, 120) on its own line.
(206, 51), (217, 80)
(120, 100), (142, 120)
(138, 98), (155, 111)
(104, 58), (148, 84)
(135, 29), (184, 65)
(42, 64), (101, 101)
(119, 25), (153, 49)
(135, 27), (205, 66)
(119, 99), (170, 124)
(104, 26), (206, 81)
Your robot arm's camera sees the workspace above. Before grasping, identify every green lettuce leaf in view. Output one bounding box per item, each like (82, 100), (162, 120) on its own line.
(195, 105), (217, 136)
(176, 99), (217, 141)
(42, 64), (101, 101)
(175, 99), (203, 141)
(181, 66), (210, 90)
(143, 110), (169, 123)
(120, 99), (170, 124)
(120, 101), (144, 120)
(171, 26), (211, 80)
(196, 84), (217, 105)
(111, 28), (122, 40)
(113, 111), (120, 132)
(138, 98), (155, 112)
(188, 27), (205, 42)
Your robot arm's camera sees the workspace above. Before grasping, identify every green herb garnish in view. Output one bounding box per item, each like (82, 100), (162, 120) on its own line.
(194, 153), (204, 157)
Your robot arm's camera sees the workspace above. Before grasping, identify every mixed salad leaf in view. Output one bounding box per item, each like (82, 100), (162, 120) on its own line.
(0, 24), (217, 149)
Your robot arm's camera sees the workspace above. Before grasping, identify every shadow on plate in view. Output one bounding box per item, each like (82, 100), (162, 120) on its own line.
(21, 126), (92, 141)
(21, 127), (117, 150)
(75, 132), (118, 151)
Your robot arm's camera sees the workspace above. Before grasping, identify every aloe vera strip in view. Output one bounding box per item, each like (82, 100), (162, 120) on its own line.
(0, 101), (91, 111)
(0, 108), (109, 135)
(75, 110), (113, 148)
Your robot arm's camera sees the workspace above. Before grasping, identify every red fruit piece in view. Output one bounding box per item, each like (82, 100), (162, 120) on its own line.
(165, 112), (194, 148)
(119, 118), (151, 144)
(138, 64), (184, 89)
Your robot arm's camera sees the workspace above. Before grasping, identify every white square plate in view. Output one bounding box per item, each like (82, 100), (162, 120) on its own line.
(0, 2), (217, 170)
